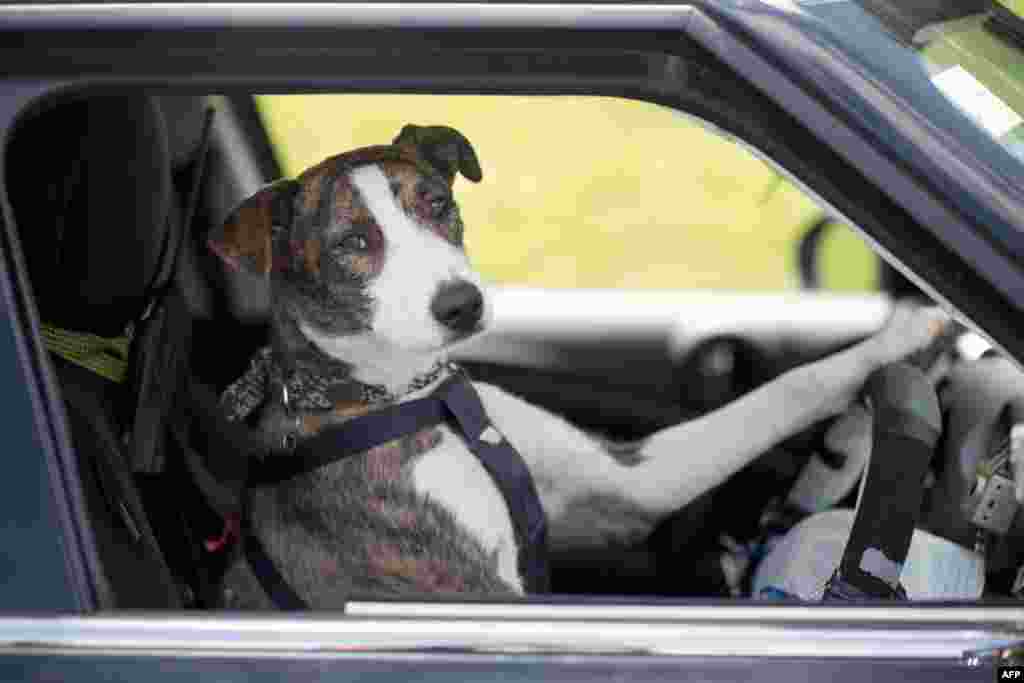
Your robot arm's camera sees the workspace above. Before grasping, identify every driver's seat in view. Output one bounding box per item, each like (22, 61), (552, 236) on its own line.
(5, 94), (194, 608)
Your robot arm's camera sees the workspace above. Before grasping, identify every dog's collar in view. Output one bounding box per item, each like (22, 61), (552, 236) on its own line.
(347, 359), (450, 406)
(219, 346), (451, 426)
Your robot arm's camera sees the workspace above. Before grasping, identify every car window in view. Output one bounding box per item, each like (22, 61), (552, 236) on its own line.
(918, 8), (1024, 164)
(257, 94), (878, 292)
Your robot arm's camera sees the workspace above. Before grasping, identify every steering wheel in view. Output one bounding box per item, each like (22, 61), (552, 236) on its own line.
(808, 313), (960, 600)
(746, 362), (945, 601)
(796, 316), (963, 485)
(654, 319), (957, 598)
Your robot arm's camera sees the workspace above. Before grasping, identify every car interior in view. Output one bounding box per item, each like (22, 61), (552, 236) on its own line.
(3, 84), (1024, 611)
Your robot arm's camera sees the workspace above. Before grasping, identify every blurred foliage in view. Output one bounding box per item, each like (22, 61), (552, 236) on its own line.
(998, 0), (1024, 17)
(256, 95), (876, 291)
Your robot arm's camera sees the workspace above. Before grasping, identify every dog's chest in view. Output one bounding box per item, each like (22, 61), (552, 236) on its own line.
(411, 425), (523, 592)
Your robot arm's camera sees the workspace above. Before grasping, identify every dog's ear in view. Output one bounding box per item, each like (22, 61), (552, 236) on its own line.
(207, 178), (301, 275)
(393, 124), (483, 185)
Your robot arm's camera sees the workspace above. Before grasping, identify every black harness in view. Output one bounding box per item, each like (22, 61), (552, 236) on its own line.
(188, 366), (549, 608)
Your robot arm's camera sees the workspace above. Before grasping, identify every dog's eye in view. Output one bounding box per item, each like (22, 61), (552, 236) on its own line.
(339, 234), (369, 252)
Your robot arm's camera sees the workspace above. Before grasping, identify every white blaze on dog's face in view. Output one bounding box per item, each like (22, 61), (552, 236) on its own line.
(297, 162), (491, 389)
(207, 127), (488, 393)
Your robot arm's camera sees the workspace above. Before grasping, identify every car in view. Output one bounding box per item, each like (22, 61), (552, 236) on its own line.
(1, 0), (1024, 680)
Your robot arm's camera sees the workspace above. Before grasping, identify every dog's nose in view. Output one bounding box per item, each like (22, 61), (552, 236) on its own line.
(431, 280), (484, 333)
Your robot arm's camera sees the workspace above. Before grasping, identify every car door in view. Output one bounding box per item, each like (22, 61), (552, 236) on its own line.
(1, 2), (1024, 682)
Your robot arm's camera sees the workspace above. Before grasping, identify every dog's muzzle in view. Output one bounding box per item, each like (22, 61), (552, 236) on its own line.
(431, 280), (484, 333)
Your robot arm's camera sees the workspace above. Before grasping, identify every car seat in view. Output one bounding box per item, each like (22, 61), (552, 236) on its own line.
(4, 94), (212, 608)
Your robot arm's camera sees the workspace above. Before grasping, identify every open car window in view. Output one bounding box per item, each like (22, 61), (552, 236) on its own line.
(258, 94), (879, 293)
(0, 87), (991, 613)
(4, 4), (1024, 676)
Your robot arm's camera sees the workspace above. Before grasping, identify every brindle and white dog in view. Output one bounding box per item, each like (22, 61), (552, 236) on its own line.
(208, 124), (949, 607)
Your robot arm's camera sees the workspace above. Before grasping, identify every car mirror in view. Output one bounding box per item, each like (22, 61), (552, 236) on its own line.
(796, 214), (923, 297)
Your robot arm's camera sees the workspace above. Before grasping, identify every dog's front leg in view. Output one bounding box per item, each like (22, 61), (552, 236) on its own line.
(480, 304), (949, 551)
(611, 303), (950, 520)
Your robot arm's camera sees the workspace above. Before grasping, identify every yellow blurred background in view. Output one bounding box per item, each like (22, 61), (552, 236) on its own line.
(256, 94), (875, 291)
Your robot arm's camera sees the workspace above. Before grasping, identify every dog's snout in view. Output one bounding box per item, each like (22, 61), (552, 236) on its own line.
(431, 280), (484, 333)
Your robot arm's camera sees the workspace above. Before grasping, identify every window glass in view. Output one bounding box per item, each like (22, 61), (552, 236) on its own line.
(257, 94), (877, 291)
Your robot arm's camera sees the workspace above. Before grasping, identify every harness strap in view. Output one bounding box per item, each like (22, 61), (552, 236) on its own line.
(182, 362), (549, 606)
(246, 377), (455, 486)
(242, 517), (307, 610)
(236, 370), (549, 604)
(439, 376), (550, 593)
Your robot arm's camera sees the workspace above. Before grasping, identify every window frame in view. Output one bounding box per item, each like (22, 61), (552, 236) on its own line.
(1, 3), (1023, 674)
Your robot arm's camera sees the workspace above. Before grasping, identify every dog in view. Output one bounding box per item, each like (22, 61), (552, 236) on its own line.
(207, 123), (950, 607)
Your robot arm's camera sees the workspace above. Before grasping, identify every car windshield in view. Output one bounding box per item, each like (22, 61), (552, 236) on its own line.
(799, 0), (1024, 174)
(908, 2), (1024, 167)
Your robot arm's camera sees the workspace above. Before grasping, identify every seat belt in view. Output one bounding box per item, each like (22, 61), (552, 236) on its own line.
(126, 107), (215, 475)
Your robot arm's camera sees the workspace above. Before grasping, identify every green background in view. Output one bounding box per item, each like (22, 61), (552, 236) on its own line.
(256, 94), (877, 291)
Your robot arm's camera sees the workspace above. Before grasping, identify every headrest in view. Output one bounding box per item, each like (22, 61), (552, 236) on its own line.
(5, 95), (173, 337)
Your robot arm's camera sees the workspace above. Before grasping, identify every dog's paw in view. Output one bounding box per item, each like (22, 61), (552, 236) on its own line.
(824, 402), (873, 459)
(869, 302), (951, 367)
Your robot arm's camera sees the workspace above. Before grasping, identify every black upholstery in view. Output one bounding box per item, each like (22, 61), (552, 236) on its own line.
(5, 94), (189, 608)
(9, 96), (173, 338)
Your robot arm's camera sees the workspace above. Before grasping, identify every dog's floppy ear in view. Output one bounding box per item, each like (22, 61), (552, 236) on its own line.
(393, 124), (483, 185)
(208, 178), (301, 275)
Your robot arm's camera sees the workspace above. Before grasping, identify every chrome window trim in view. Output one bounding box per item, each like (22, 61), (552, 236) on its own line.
(0, 609), (1021, 659)
(345, 601), (1024, 623)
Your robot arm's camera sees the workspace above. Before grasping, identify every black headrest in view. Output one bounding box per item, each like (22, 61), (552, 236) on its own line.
(6, 95), (173, 337)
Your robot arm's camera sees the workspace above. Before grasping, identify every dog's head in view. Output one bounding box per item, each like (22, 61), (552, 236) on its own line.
(208, 125), (489, 384)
